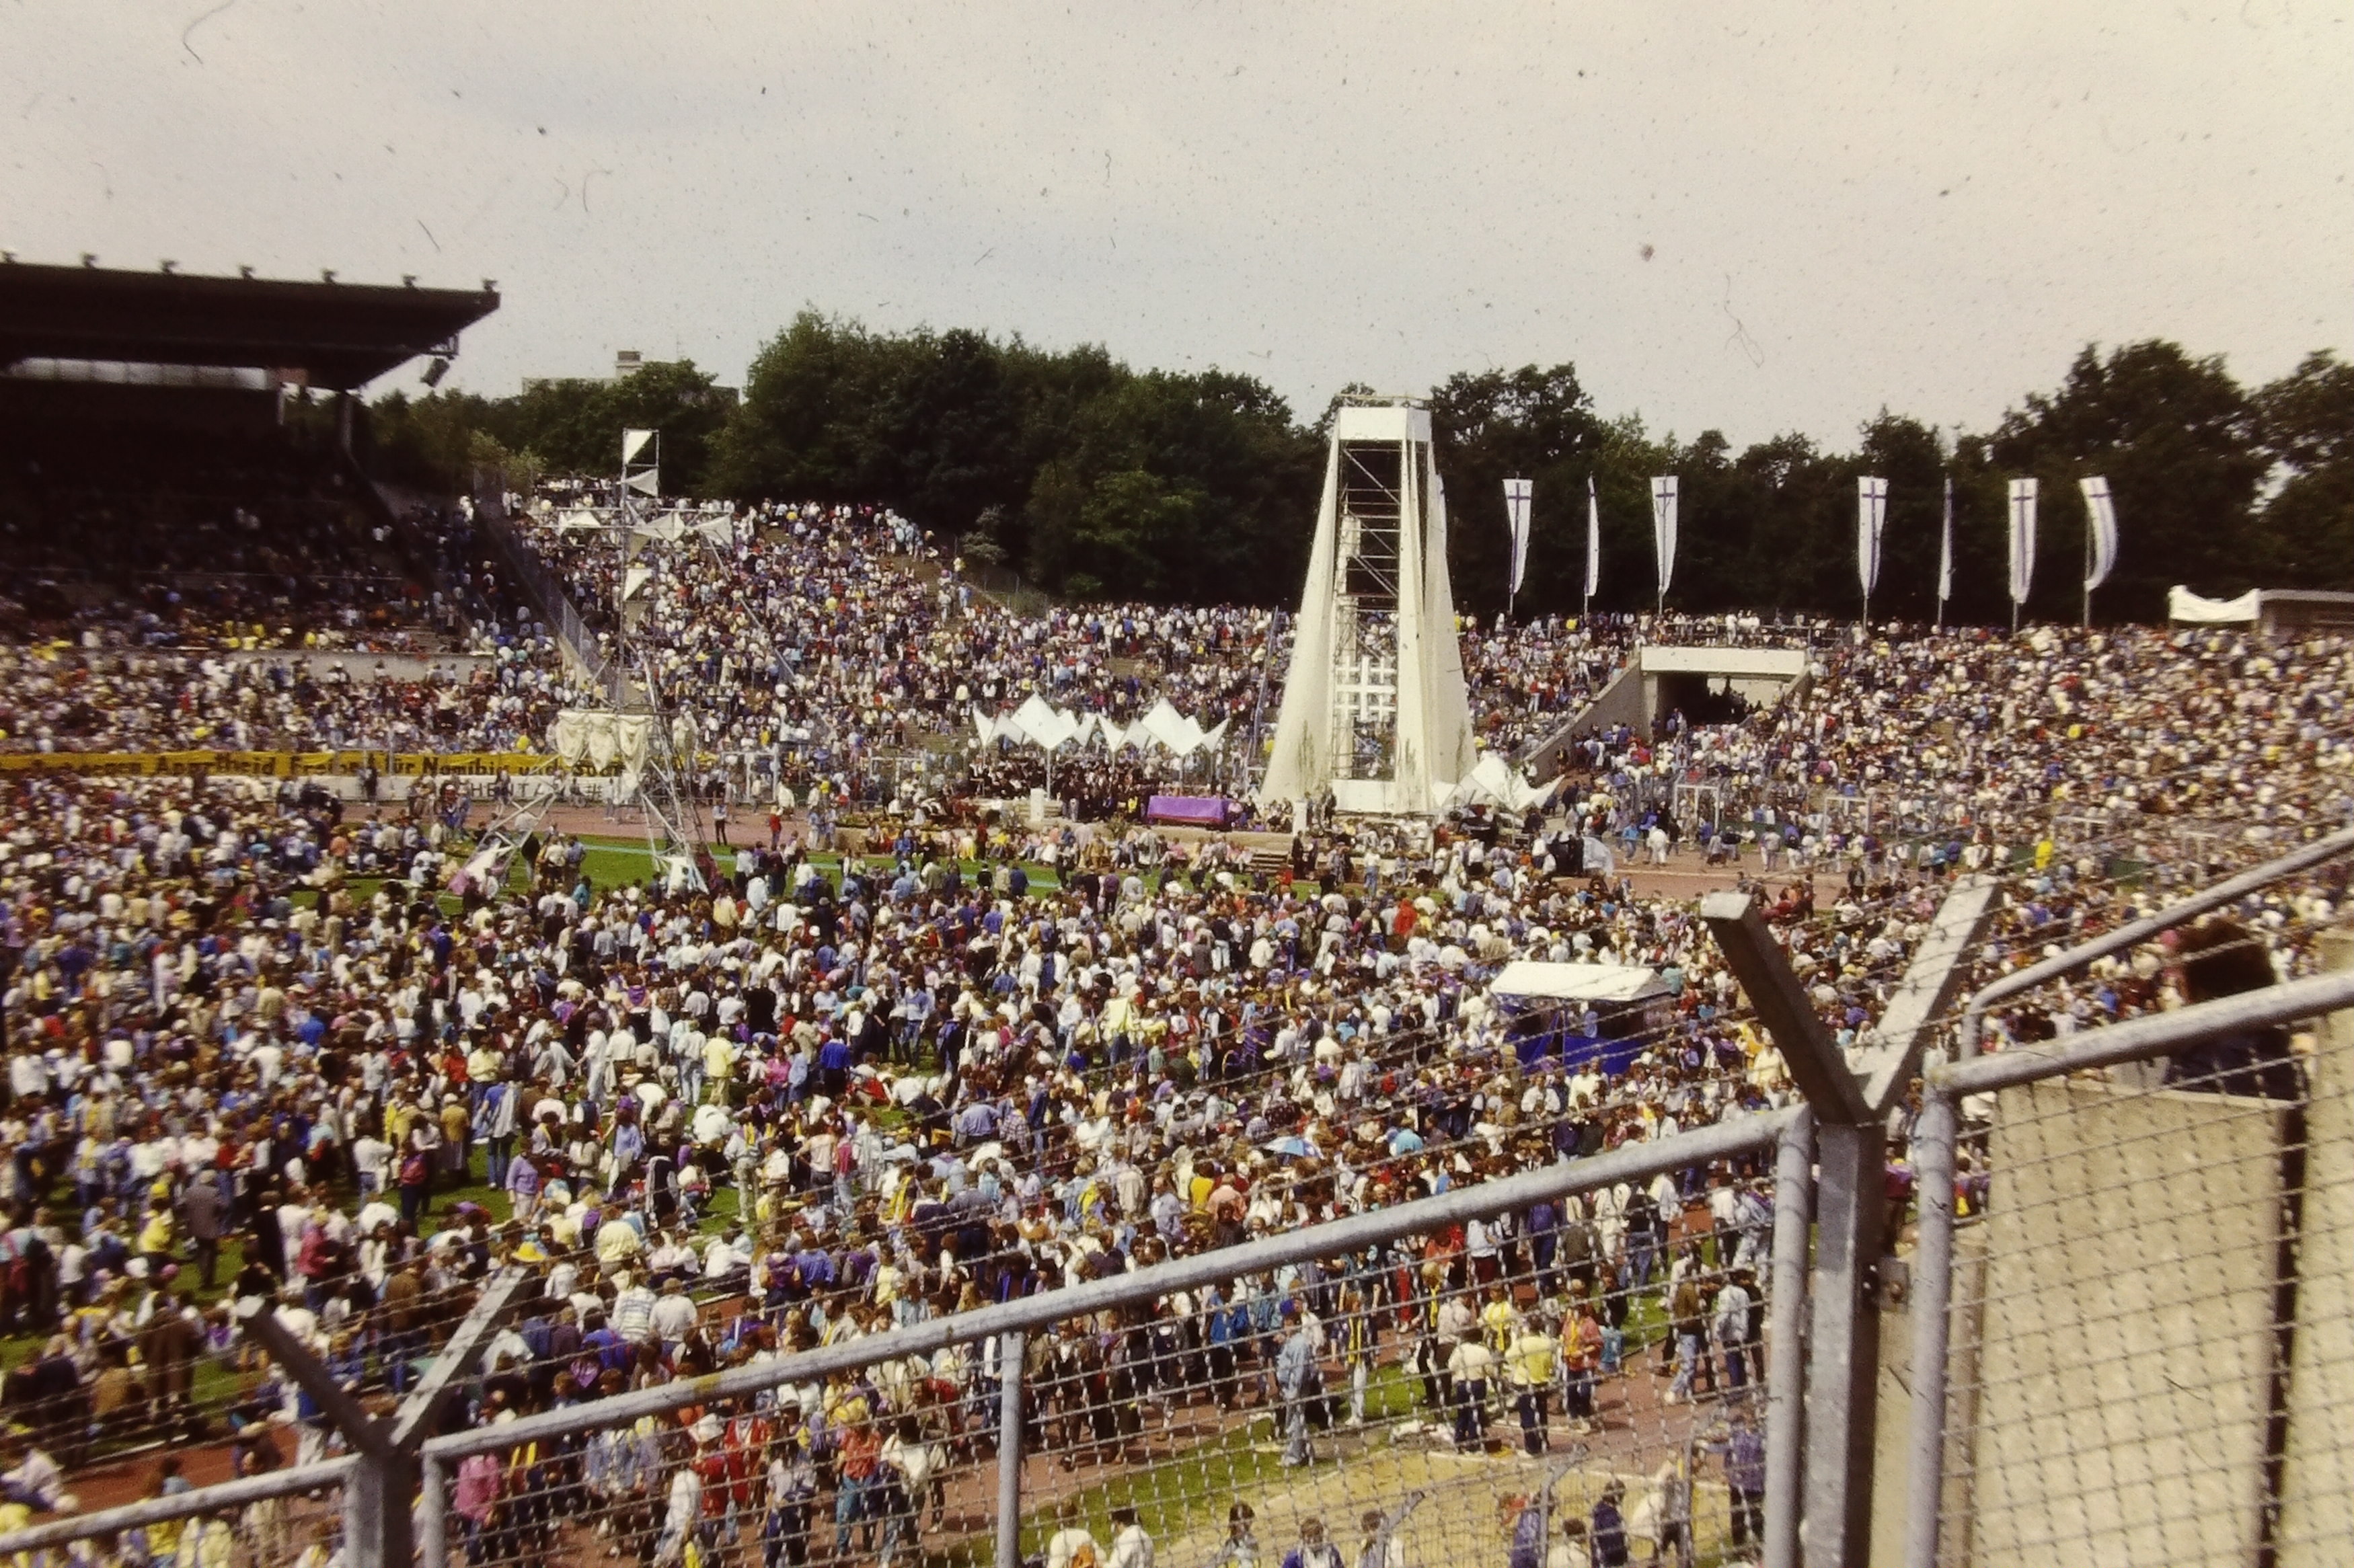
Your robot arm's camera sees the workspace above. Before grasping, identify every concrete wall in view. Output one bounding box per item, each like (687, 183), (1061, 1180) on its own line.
(1521, 661), (1640, 770)
(1873, 1228), (1987, 1568)
(1635, 645), (1809, 679)
(1521, 645), (1808, 768)
(1967, 1079), (2287, 1568)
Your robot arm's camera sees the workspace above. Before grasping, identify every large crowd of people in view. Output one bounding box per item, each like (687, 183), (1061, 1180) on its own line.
(0, 467), (2350, 1568)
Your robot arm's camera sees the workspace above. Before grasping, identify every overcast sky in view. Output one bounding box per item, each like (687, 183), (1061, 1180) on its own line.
(6, 2), (2349, 447)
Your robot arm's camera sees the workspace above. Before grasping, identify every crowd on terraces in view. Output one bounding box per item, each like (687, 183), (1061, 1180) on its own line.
(2, 468), (2353, 1564)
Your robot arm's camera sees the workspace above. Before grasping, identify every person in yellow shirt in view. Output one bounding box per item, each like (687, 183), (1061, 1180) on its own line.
(1507, 1315), (1560, 1456)
(385, 1095), (419, 1146)
(439, 1096), (472, 1180)
(1480, 1286), (1521, 1353)
(137, 1206), (176, 1275)
(701, 1033), (738, 1105)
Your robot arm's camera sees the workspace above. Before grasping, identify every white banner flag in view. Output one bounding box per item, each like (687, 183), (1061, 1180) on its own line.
(1650, 476), (1678, 600)
(1856, 475), (1889, 598)
(1938, 475), (1954, 605)
(1503, 478), (1533, 596)
(1585, 476), (1601, 600)
(2080, 475), (2118, 593)
(2007, 478), (2039, 606)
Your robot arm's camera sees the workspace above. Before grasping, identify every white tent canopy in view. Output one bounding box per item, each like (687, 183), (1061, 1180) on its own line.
(1439, 752), (1551, 812)
(2168, 586), (2261, 623)
(971, 697), (1228, 758)
(1488, 961), (1671, 1005)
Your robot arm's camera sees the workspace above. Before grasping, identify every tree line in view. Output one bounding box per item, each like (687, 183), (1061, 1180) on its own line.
(366, 313), (2354, 624)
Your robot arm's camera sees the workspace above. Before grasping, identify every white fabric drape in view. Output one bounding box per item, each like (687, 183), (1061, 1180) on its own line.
(1650, 477), (1679, 599)
(2167, 586), (2260, 623)
(1585, 477), (1601, 601)
(2080, 476), (2119, 592)
(2007, 479), (2039, 606)
(1503, 478), (1533, 596)
(1938, 477), (1954, 606)
(1856, 475), (1888, 597)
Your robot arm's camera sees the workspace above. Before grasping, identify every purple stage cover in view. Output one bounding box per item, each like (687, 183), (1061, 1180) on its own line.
(1147, 794), (1229, 827)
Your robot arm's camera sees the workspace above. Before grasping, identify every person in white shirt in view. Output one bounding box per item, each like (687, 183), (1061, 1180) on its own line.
(351, 1133), (392, 1198)
(660, 1454), (704, 1565)
(1106, 1507), (1153, 1568)
(1045, 1505), (1099, 1568)
(648, 1278), (697, 1349)
(611, 1273), (657, 1343)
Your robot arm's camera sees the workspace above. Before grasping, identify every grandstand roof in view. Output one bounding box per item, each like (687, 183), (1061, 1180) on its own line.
(0, 261), (498, 390)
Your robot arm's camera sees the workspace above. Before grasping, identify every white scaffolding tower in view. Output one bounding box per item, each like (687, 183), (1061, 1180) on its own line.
(1262, 396), (1475, 816)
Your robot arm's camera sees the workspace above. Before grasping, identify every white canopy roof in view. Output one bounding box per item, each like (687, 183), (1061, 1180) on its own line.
(2168, 585), (2261, 623)
(1487, 960), (1671, 1005)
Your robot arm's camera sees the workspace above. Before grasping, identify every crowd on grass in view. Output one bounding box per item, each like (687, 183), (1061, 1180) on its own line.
(1, 472), (2353, 1565)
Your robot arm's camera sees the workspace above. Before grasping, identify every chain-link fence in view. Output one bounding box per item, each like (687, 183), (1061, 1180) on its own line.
(14, 825), (2354, 1567)
(404, 1111), (1800, 1568)
(1899, 872), (2354, 1567)
(0, 1455), (350, 1568)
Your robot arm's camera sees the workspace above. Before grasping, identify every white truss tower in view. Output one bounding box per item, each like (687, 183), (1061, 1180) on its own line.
(1262, 396), (1476, 816)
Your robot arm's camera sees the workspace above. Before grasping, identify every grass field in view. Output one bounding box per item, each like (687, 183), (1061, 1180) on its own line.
(983, 1359), (1751, 1568)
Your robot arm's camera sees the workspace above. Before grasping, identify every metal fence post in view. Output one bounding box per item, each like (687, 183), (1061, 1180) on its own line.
(239, 1266), (523, 1568)
(235, 1300), (408, 1568)
(418, 1452), (451, 1568)
(997, 1331), (1025, 1568)
(344, 1450), (418, 1568)
(1901, 1087), (1961, 1568)
(1808, 1117), (1887, 1567)
(1765, 1109), (1815, 1568)
(1703, 892), (1881, 1568)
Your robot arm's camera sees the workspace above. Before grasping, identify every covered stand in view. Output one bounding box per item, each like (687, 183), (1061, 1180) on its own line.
(1487, 960), (1677, 1074)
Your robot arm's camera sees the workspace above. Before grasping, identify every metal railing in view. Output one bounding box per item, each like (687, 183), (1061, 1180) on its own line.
(470, 478), (619, 699)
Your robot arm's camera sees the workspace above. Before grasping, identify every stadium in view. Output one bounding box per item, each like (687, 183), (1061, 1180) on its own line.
(0, 248), (2348, 1568)
(4, 12), (2353, 1568)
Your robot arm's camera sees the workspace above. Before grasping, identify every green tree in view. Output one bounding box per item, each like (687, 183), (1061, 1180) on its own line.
(364, 388), (502, 490)
(490, 358), (733, 496)
(1429, 364), (1607, 619)
(2254, 350), (2354, 588)
(1856, 412), (1950, 623)
(1989, 341), (2266, 622)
